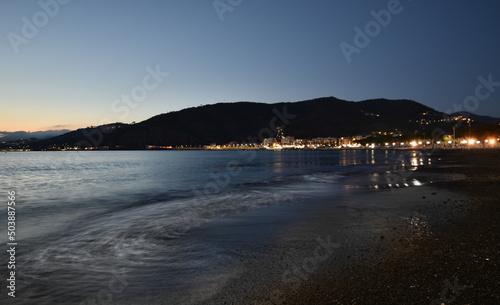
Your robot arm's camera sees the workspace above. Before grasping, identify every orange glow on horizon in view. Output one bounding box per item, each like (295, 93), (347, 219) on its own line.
(0, 122), (84, 133)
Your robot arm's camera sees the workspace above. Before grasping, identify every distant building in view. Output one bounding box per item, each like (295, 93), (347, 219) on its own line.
(282, 136), (294, 145)
(338, 137), (352, 147)
(353, 135), (367, 141)
(262, 138), (274, 147)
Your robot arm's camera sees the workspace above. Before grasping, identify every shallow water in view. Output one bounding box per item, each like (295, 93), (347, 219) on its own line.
(0, 149), (430, 304)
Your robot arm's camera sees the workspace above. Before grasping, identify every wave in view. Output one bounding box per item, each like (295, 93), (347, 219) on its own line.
(19, 172), (342, 281)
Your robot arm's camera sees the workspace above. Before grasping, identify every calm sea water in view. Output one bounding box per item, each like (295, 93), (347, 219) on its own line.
(0, 150), (426, 304)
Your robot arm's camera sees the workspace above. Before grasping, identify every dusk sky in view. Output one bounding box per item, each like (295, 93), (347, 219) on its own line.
(1, 0), (500, 132)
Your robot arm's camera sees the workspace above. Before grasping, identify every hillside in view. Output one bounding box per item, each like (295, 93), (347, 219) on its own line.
(102, 97), (443, 148)
(0, 129), (70, 142)
(3, 97), (463, 150)
(450, 112), (500, 125)
(32, 123), (129, 148)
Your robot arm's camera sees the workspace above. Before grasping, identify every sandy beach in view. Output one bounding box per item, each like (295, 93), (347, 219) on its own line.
(201, 149), (500, 305)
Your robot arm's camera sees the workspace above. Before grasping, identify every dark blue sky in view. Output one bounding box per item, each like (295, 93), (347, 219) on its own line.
(2, 0), (500, 131)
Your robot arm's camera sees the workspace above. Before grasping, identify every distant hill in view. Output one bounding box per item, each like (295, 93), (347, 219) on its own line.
(101, 97), (445, 148)
(0, 129), (71, 142)
(34, 123), (129, 148)
(7, 97), (479, 150)
(450, 112), (500, 125)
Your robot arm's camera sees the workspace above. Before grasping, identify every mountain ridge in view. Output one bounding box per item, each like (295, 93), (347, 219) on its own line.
(4, 97), (499, 150)
(103, 97), (442, 148)
(0, 129), (71, 142)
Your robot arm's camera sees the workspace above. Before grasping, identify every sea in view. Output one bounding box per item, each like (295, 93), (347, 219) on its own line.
(0, 149), (430, 304)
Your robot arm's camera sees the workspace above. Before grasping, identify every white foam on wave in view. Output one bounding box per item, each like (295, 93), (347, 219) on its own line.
(301, 172), (342, 184)
(22, 179), (334, 278)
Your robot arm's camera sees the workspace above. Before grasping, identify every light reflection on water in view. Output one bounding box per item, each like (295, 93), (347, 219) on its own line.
(337, 149), (431, 190)
(0, 149), (433, 304)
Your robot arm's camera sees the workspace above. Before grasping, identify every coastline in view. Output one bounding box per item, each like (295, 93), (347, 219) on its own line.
(200, 149), (499, 304)
(3, 146), (499, 152)
(3, 149), (498, 304)
(281, 149), (500, 304)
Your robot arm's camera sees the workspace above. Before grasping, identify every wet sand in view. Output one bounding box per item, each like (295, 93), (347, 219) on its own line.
(282, 149), (500, 304)
(202, 149), (500, 304)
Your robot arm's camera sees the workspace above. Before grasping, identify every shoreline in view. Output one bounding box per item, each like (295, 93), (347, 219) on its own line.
(3, 146), (500, 152)
(200, 149), (500, 304)
(3, 149), (498, 304)
(282, 149), (500, 304)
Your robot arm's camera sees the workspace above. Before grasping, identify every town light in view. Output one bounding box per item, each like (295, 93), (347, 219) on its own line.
(490, 139), (496, 144)
(469, 139), (475, 145)
(410, 141), (417, 147)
